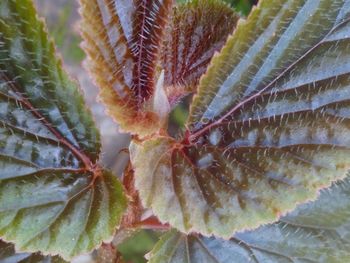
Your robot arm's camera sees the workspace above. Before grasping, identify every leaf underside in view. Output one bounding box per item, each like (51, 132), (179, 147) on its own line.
(162, 0), (239, 105)
(80, 0), (173, 136)
(0, 0), (126, 259)
(131, 0), (350, 238)
(148, 176), (350, 263)
(0, 239), (67, 263)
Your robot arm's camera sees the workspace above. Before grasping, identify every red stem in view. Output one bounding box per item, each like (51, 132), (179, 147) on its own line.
(136, 216), (170, 230)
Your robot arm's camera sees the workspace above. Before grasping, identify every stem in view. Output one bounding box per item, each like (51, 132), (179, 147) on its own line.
(136, 216), (170, 230)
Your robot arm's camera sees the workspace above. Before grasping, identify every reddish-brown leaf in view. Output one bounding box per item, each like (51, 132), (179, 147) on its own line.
(162, 0), (239, 105)
(80, 0), (173, 136)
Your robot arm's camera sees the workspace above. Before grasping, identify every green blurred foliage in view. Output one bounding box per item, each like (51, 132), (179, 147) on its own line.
(177, 0), (257, 16)
(37, 1), (85, 64)
(171, 105), (189, 130)
(117, 230), (161, 263)
(168, 96), (191, 138)
(226, 0), (258, 15)
(51, 4), (85, 63)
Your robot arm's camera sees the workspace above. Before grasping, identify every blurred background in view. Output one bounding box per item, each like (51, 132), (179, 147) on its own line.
(33, 1), (257, 262)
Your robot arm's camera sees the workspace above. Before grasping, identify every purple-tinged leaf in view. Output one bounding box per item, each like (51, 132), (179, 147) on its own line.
(162, 0), (239, 105)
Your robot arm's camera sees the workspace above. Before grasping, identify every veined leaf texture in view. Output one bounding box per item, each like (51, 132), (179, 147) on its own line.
(81, 0), (173, 136)
(162, 0), (239, 105)
(131, 0), (350, 238)
(148, 177), (350, 262)
(3, 0), (350, 260)
(0, 0), (126, 259)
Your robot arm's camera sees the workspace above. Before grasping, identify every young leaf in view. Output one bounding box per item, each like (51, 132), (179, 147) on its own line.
(80, 0), (173, 136)
(147, 176), (350, 263)
(0, 240), (67, 263)
(0, 0), (126, 259)
(130, 0), (350, 237)
(162, 0), (239, 105)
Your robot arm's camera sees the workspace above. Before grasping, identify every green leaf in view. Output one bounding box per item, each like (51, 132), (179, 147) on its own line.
(0, 239), (67, 263)
(118, 230), (160, 263)
(131, 0), (350, 238)
(226, 0), (257, 16)
(148, 176), (350, 263)
(162, 0), (239, 105)
(80, 0), (173, 136)
(0, 0), (126, 259)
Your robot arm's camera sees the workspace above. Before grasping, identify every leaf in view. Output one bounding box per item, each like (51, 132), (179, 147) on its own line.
(80, 0), (173, 136)
(0, 0), (126, 260)
(0, 239), (67, 263)
(162, 0), (239, 105)
(130, 0), (350, 237)
(147, 176), (350, 263)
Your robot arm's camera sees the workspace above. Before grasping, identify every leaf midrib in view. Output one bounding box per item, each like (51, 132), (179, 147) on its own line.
(135, 0), (149, 106)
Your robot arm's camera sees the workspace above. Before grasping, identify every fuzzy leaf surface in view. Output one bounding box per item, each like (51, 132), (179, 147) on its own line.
(131, 0), (350, 237)
(0, 0), (126, 259)
(0, 240), (67, 263)
(162, 0), (239, 105)
(148, 177), (350, 263)
(80, 0), (173, 136)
